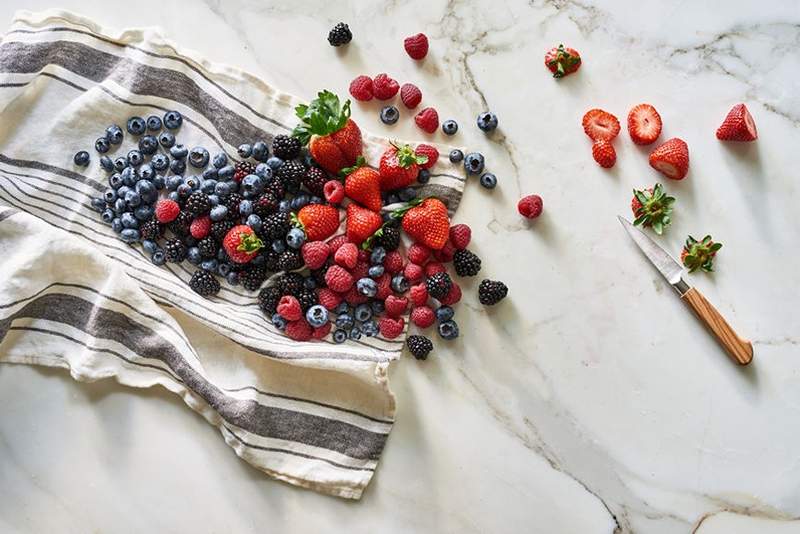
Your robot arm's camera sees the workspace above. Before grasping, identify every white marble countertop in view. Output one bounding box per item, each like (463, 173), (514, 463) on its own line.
(1, 1), (799, 533)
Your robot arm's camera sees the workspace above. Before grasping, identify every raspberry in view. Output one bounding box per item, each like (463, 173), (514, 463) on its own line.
(424, 262), (446, 277)
(384, 295), (408, 317)
(327, 234), (349, 254)
(410, 306), (435, 328)
(351, 260), (370, 281)
(311, 322), (332, 340)
(375, 274), (392, 300)
(373, 73), (399, 100)
(383, 250), (404, 273)
(155, 199), (180, 223)
(404, 263), (424, 283)
(277, 295), (302, 321)
(518, 194), (543, 219)
(407, 243), (431, 265)
(317, 288), (342, 310)
(433, 240), (456, 263)
(349, 75), (374, 101)
(414, 107), (439, 134)
(437, 280), (462, 305)
(415, 144), (439, 169)
(400, 83), (422, 109)
(448, 224), (471, 250)
(334, 242), (358, 269)
(301, 241), (330, 270)
(344, 286), (369, 305)
(189, 216), (211, 239)
(323, 180), (345, 204)
(357, 249), (370, 263)
(409, 283), (429, 307)
(325, 265), (354, 293)
(285, 319), (313, 341)
(404, 33), (429, 60)
(379, 317), (405, 339)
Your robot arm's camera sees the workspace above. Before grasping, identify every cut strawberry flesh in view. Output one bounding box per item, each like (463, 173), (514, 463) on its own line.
(743, 108), (758, 139)
(583, 109), (620, 141)
(653, 161), (677, 178)
(628, 105), (662, 144)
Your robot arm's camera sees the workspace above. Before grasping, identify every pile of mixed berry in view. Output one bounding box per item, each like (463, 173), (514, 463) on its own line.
(78, 89), (508, 359)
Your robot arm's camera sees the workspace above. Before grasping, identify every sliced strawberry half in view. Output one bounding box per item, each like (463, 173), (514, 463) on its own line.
(627, 104), (662, 145)
(582, 109), (620, 141)
(716, 103), (758, 141)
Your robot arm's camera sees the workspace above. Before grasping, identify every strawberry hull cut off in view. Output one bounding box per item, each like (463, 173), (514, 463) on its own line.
(716, 103), (758, 142)
(649, 138), (689, 180)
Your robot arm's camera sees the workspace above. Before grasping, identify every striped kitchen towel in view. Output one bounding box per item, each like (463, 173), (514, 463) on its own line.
(0, 10), (465, 499)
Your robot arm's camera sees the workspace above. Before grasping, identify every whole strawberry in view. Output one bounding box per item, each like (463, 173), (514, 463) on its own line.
(681, 235), (722, 273)
(379, 143), (428, 191)
(345, 203), (383, 246)
(345, 165), (382, 212)
(295, 204), (340, 241)
(716, 103), (757, 142)
(223, 225), (264, 264)
(293, 90), (362, 175)
(544, 44), (581, 78)
(404, 33), (429, 60)
(400, 198), (450, 250)
(649, 138), (689, 180)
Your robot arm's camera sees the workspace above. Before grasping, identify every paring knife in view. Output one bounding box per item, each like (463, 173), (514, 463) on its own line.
(618, 216), (753, 366)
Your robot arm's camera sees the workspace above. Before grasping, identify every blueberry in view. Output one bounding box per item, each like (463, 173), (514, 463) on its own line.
(241, 174), (264, 198)
(166, 175), (184, 191)
(306, 305), (329, 328)
(167, 191), (180, 202)
(188, 146), (210, 168)
(91, 197), (107, 212)
(226, 272), (240, 286)
(335, 313), (355, 329)
(271, 239), (286, 253)
(464, 152), (485, 175)
(237, 143), (252, 158)
(120, 167), (137, 186)
(380, 105), (399, 125)
(139, 164), (155, 181)
(290, 194), (309, 210)
(366, 246), (384, 265)
(73, 150), (90, 166)
(286, 227), (306, 249)
(244, 213), (261, 232)
(99, 155), (114, 172)
(349, 326), (362, 340)
(477, 111), (498, 132)
(150, 153), (169, 171)
(207, 194), (219, 206)
(449, 149), (464, 163)
(391, 274), (409, 293)
(209, 205), (228, 221)
(151, 249), (166, 265)
(134, 205), (154, 220)
(134, 180), (155, 197)
(217, 165), (235, 180)
(214, 181), (231, 197)
(361, 320), (379, 337)
(479, 172), (497, 189)
(398, 187), (417, 202)
(201, 259), (219, 272)
(126, 116), (146, 135)
(186, 247), (202, 264)
(106, 124), (124, 145)
(435, 305), (454, 322)
(370, 300), (385, 315)
(217, 248), (229, 262)
(158, 131), (175, 148)
(114, 157), (127, 171)
(212, 153), (228, 169)
(95, 137), (110, 153)
(170, 144), (188, 159)
(138, 135), (159, 155)
(368, 265), (385, 278)
(111, 218), (123, 233)
(120, 228), (141, 243)
(417, 169), (431, 184)
(279, 200), (291, 213)
(183, 175), (201, 191)
(217, 262), (232, 277)
(438, 319), (459, 340)
(357, 277), (377, 297)
(163, 110), (183, 129)
(334, 303), (349, 315)
(146, 115), (162, 131)
(127, 150), (143, 167)
(109, 174), (123, 189)
(101, 208), (115, 223)
(142, 239), (158, 254)
(201, 179), (217, 195)
(113, 198), (127, 215)
(124, 190), (142, 208)
(202, 167), (218, 181)
(442, 119), (459, 135)
(170, 158), (186, 175)
(272, 313), (288, 331)
(266, 156), (284, 170)
(117, 185), (132, 198)
(309, 196), (323, 205)
(255, 163), (272, 180)
(333, 329), (348, 343)
(252, 141), (269, 161)
(153, 175), (166, 190)
(354, 303), (372, 322)
(176, 183), (192, 199)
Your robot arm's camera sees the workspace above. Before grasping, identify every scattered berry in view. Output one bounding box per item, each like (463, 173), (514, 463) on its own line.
(415, 144), (439, 169)
(582, 109), (620, 141)
(453, 249), (481, 277)
(424, 262), (446, 277)
(385, 295), (409, 317)
(73, 150), (90, 166)
(301, 241), (330, 270)
(449, 149), (464, 163)
(627, 103), (662, 145)
(716, 103), (757, 142)
(544, 44), (581, 78)
(345, 203), (382, 245)
(334, 242), (359, 269)
(442, 120), (458, 135)
(649, 138), (689, 180)
(258, 286), (282, 315)
(297, 204), (340, 241)
(345, 166), (382, 212)
(631, 183), (675, 235)
(592, 140), (617, 168)
(272, 134), (302, 160)
(349, 75), (374, 101)
(407, 335), (433, 360)
(312, 322), (332, 340)
(518, 194), (543, 219)
(373, 73), (400, 100)
(379, 143), (428, 190)
(323, 180), (345, 204)
(400, 83), (422, 109)
(190, 216), (211, 239)
(325, 264), (355, 293)
(305, 304), (329, 328)
(435, 305), (454, 322)
(410, 306), (435, 328)
(478, 279), (508, 306)
(328, 22), (352, 47)
(681, 235), (722, 273)
(155, 199), (180, 223)
(318, 288), (343, 310)
(426, 272), (452, 300)
(480, 173), (497, 189)
(379, 317), (405, 339)
(223, 225), (264, 264)
(463, 152), (485, 175)
(403, 33), (429, 60)
(189, 269), (220, 297)
(409, 283), (428, 307)
(380, 106), (400, 125)
(477, 112), (498, 132)
(277, 295), (303, 321)
(383, 250), (404, 274)
(286, 319), (313, 341)
(449, 224), (471, 250)
(333, 329), (348, 343)
(438, 280), (462, 305)
(438, 319), (459, 340)
(414, 107), (439, 134)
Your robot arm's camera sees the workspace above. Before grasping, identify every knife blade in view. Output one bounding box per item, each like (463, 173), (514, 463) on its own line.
(617, 216), (753, 366)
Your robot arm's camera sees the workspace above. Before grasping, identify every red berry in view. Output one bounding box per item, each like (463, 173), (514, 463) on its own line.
(311, 322), (332, 340)
(649, 138), (689, 180)
(716, 103), (757, 142)
(407, 243), (431, 265)
(592, 140), (617, 168)
(379, 317), (405, 339)
(373, 73), (399, 100)
(357, 249), (370, 263)
(424, 262), (445, 277)
(410, 306), (435, 328)
(449, 224), (471, 250)
(155, 199), (180, 223)
(385, 295), (409, 317)
(404, 263), (424, 283)
(409, 283), (429, 307)
(189, 216), (211, 239)
(414, 107), (439, 134)
(351, 260), (370, 281)
(403, 33), (429, 60)
(334, 242), (358, 269)
(345, 286), (369, 305)
(518, 195), (543, 219)
(285, 319), (313, 341)
(317, 288), (342, 310)
(415, 144), (439, 169)
(323, 180), (345, 204)
(375, 274), (392, 300)
(400, 83), (422, 109)
(383, 250), (404, 274)
(627, 103), (662, 145)
(301, 241), (330, 270)
(349, 75), (374, 101)
(433, 240), (455, 263)
(437, 281), (462, 305)
(582, 109), (620, 141)
(326, 234), (349, 254)
(325, 265), (354, 293)
(277, 295), (302, 321)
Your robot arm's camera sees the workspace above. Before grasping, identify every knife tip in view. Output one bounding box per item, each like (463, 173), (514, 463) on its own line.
(617, 215), (630, 225)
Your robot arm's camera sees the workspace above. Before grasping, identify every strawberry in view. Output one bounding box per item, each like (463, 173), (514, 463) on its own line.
(415, 144), (439, 169)
(296, 204), (340, 241)
(301, 241), (330, 269)
(627, 103), (662, 145)
(222, 225), (264, 264)
(373, 73), (400, 100)
(311, 322), (332, 340)
(518, 195), (543, 219)
(631, 183), (675, 235)
(400, 83), (422, 109)
(414, 107), (439, 134)
(424, 262), (445, 277)
(401, 198), (450, 250)
(379, 143), (428, 191)
(649, 138), (689, 180)
(317, 288), (342, 310)
(544, 44), (581, 78)
(681, 235), (722, 273)
(592, 140), (616, 168)
(449, 224), (471, 250)
(582, 109), (620, 141)
(334, 242), (358, 269)
(385, 295), (408, 317)
(349, 75), (373, 101)
(325, 265), (354, 293)
(344, 166), (382, 212)
(277, 296), (302, 321)
(293, 90), (362, 175)
(404, 262), (424, 283)
(409, 283), (428, 307)
(379, 317), (405, 339)
(383, 250), (404, 274)
(155, 199), (180, 223)
(323, 180), (345, 204)
(189, 216), (211, 239)
(716, 103), (757, 142)
(410, 306), (435, 328)
(404, 33), (429, 60)
(285, 319), (313, 341)
(345, 204), (382, 245)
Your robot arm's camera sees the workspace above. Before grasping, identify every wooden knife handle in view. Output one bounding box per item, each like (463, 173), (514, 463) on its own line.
(681, 287), (753, 365)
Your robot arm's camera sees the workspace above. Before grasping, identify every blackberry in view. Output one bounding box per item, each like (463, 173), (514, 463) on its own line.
(263, 250), (280, 272)
(233, 161), (255, 182)
(302, 166), (327, 196)
(272, 134), (302, 160)
(253, 193), (278, 217)
(261, 212), (290, 241)
(296, 288), (319, 312)
(189, 269), (220, 296)
(210, 220), (235, 241)
(426, 272), (452, 300)
(310, 260), (331, 288)
(478, 279), (508, 306)
(224, 192), (243, 217)
(453, 249), (482, 277)
(278, 272), (305, 297)
(168, 211), (191, 237)
(139, 219), (163, 240)
(276, 160), (305, 193)
(164, 239), (187, 263)
(185, 191), (211, 216)
(375, 225), (400, 251)
(277, 249), (303, 271)
(407, 335), (433, 360)
(198, 237), (218, 259)
(240, 265), (267, 291)
(258, 286), (282, 315)
(327, 22), (352, 46)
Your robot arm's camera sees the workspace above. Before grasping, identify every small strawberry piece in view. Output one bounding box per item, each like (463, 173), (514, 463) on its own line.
(409, 283), (429, 307)
(345, 204), (382, 245)
(301, 241), (330, 270)
(518, 195), (543, 219)
(582, 109), (620, 141)
(410, 306), (435, 328)
(190, 216), (211, 239)
(277, 295), (302, 321)
(433, 240), (455, 263)
(400, 83), (422, 109)
(223, 225), (264, 264)
(404, 263), (424, 283)
(311, 322), (332, 340)
(415, 144), (439, 169)
(544, 44), (581, 78)
(627, 103), (662, 145)
(437, 281), (462, 305)
(449, 224), (471, 250)
(297, 204), (340, 241)
(424, 262), (445, 277)
(325, 264), (354, 293)
(401, 198), (450, 250)
(383, 250), (404, 274)
(155, 199), (180, 223)
(285, 319), (313, 341)
(323, 180), (345, 204)
(407, 243), (431, 265)
(592, 140), (617, 168)
(345, 286), (369, 305)
(373, 73), (400, 100)
(326, 234), (349, 254)
(349, 75), (374, 102)
(375, 274), (392, 300)
(379, 317), (405, 339)
(716, 103), (757, 142)
(414, 107), (439, 134)
(404, 33), (429, 60)
(649, 138), (689, 180)
(317, 288), (342, 310)
(385, 295), (409, 317)
(345, 167), (382, 212)
(334, 242), (358, 269)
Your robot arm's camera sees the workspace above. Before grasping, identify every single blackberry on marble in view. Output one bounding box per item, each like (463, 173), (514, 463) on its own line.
(258, 286), (282, 315)
(453, 249), (482, 277)
(240, 265), (267, 291)
(478, 279), (508, 306)
(327, 22), (352, 46)
(189, 269), (220, 296)
(164, 239), (187, 263)
(278, 272), (305, 297)
(302, 166), (327, 196)
(185, 191), (211, 216)
(139, 219), (163, 241)
(407, 335), (433, 360)
(426, 272), (453, 300)
(277, 249), (303, 271)
(272, 134), (302, 160)
(198, 237), (218, 259)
